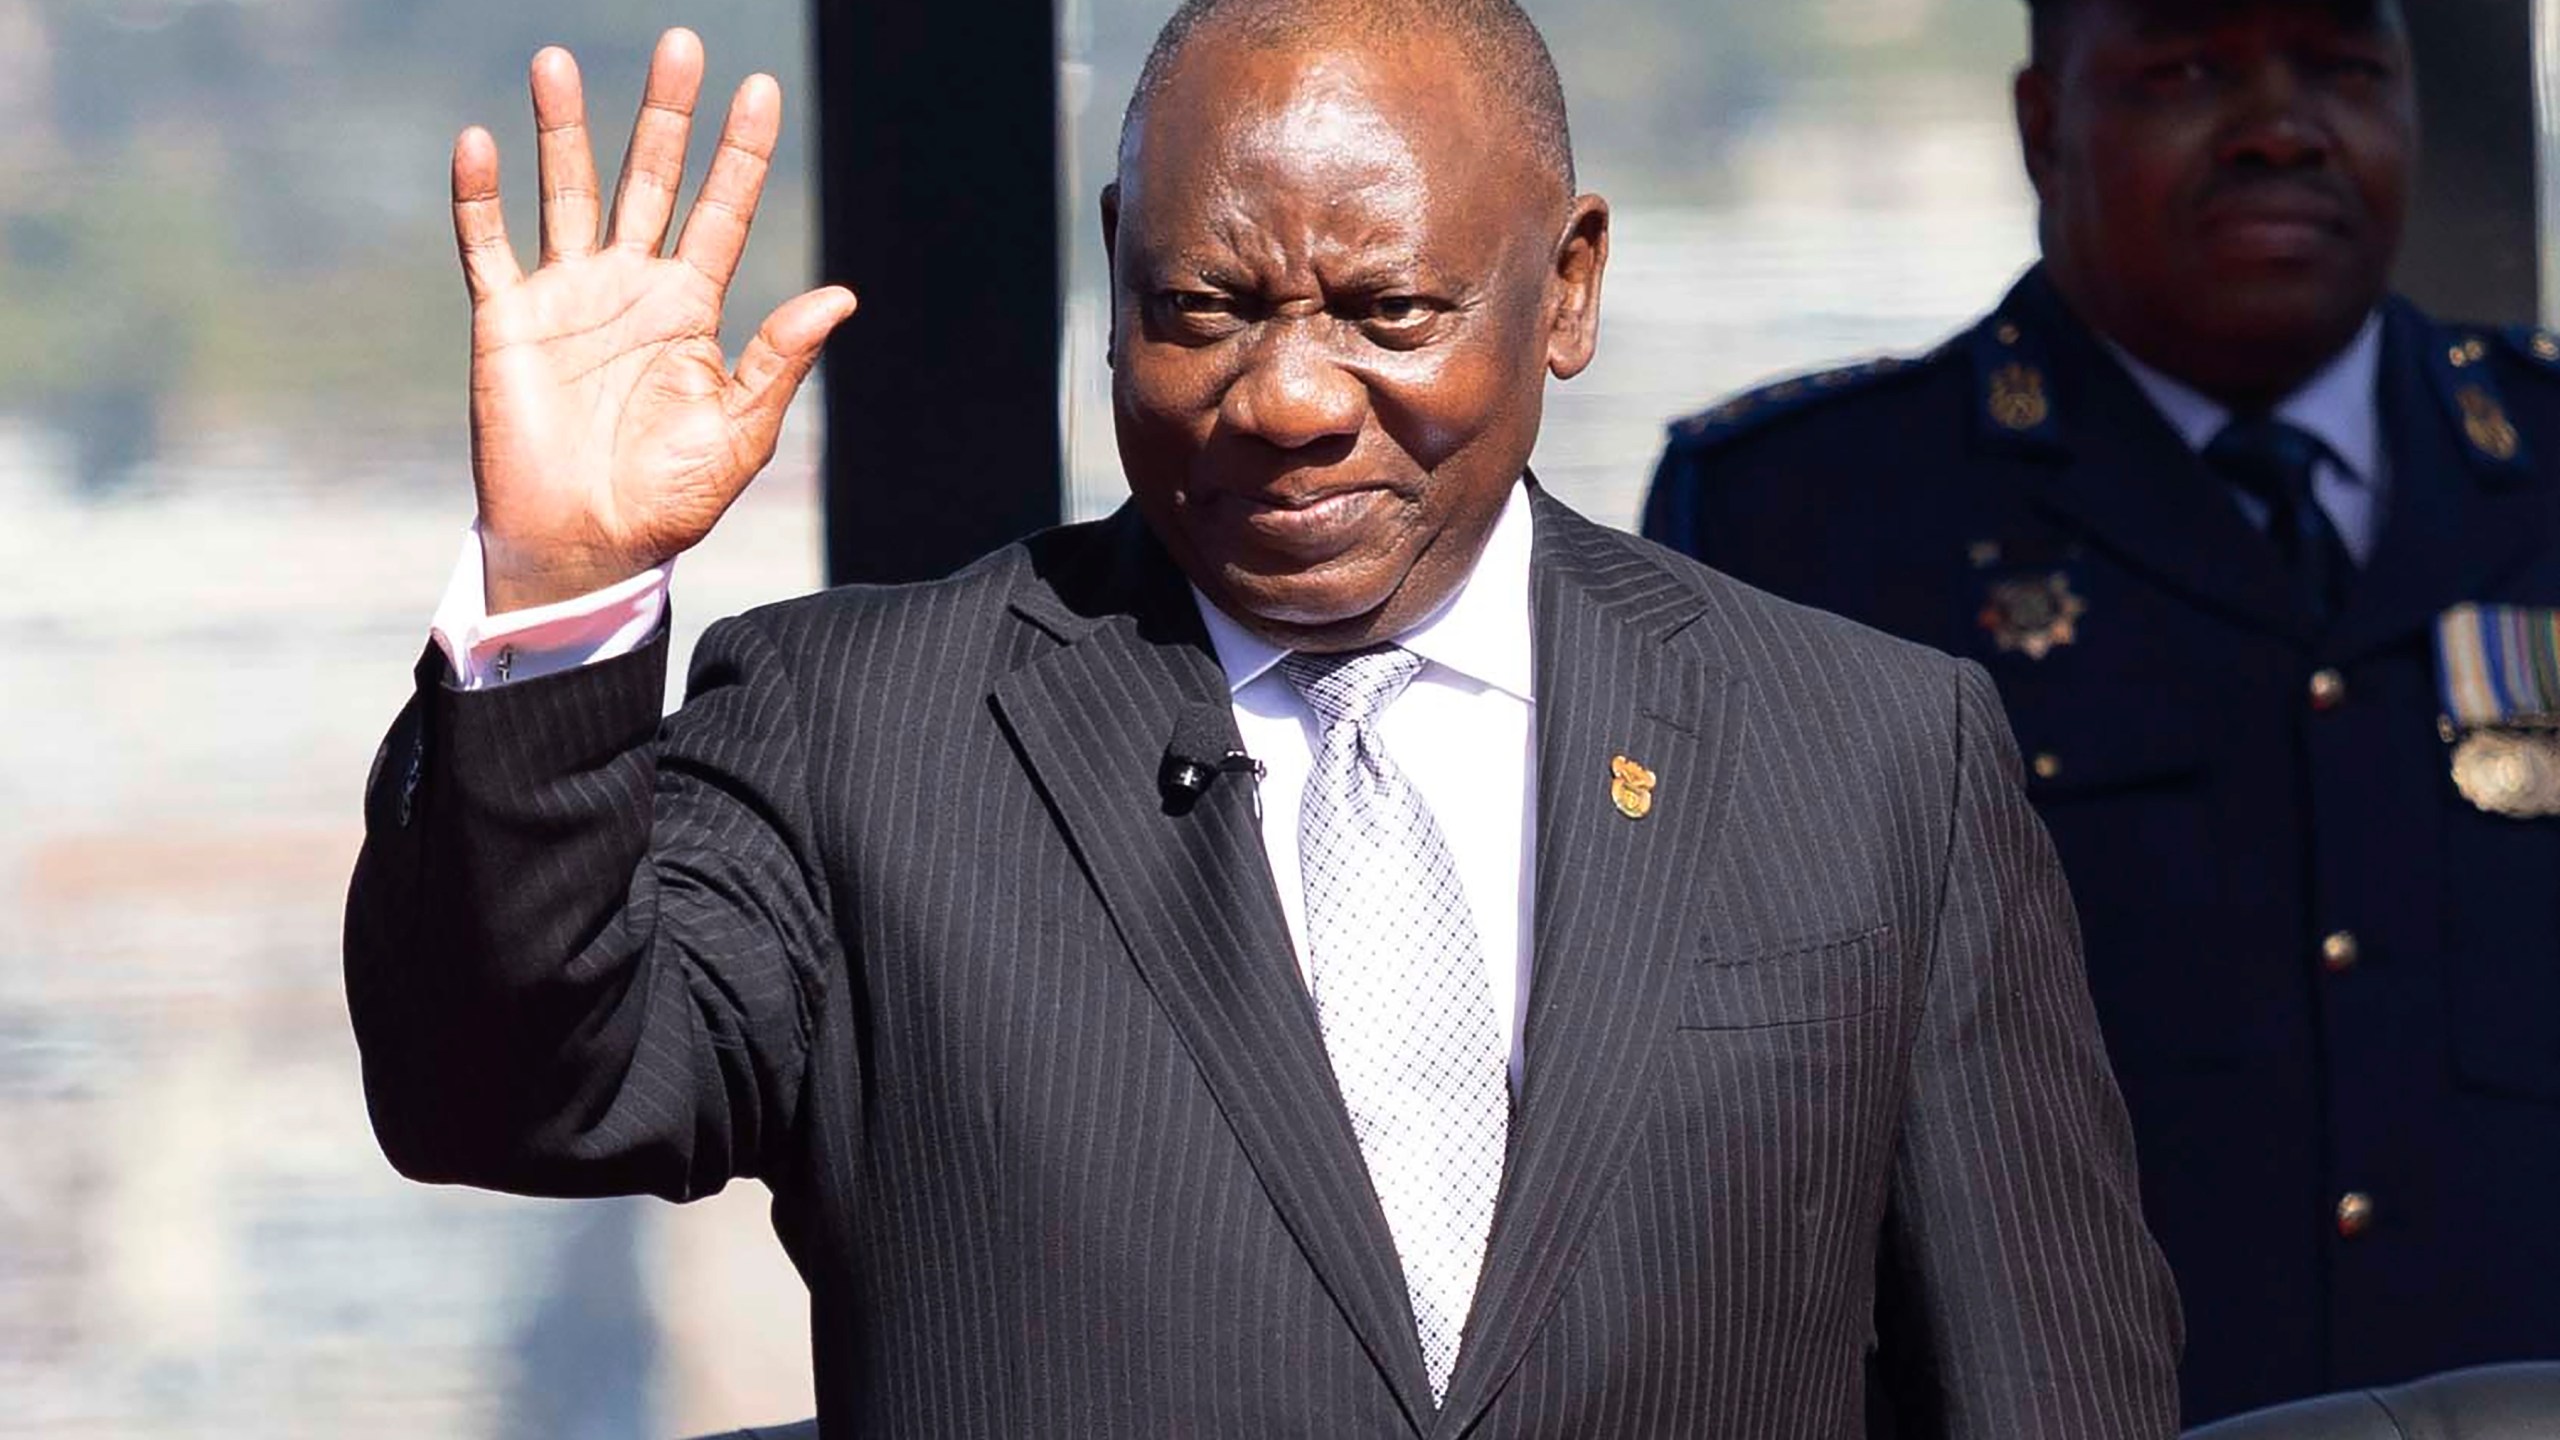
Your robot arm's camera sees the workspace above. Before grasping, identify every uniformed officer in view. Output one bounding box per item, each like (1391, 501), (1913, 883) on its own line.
(1643, 0), (2560, 1423)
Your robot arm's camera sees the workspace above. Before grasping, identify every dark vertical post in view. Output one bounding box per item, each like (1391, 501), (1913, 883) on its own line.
(2396, 0), (2540, 325)
(813, 0), (1062, 585)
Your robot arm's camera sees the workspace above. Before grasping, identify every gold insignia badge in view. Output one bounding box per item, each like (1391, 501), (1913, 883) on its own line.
(1978, 572), (2087, 661)
(2535, 332), (2560, 364)
(2451, 730), (2560, 818)
(1609, 756), (1657, 820)
(2458, 385), (2521, 462)
(1987, 363), (2050, 433)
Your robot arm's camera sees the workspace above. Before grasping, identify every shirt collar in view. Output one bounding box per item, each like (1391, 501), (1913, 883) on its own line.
(2109, 312), (2386, 488)
(1192, 478), (1537, 703)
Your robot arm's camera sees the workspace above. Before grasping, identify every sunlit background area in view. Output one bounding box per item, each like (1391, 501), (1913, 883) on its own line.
(0, 0), (2037, 1432)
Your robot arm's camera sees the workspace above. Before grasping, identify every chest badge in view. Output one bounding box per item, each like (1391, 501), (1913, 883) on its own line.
(2436, 602), (2560, 817)
(1978, 571), (2087, 661)
(1609, 756), (1657, 821)
(2450, 731), (2560, 818)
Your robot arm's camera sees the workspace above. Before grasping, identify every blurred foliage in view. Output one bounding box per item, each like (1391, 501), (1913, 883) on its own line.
(2, 0), (2024, 485)
(1071, 0), (2026, 200)
(0, 0), (814, 485)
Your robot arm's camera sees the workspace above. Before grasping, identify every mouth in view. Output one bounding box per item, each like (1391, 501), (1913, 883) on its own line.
(2196, 188), (2355, 262)
(1197, 483), (1402, 561)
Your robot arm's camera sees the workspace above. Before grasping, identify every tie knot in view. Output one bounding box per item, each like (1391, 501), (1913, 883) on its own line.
(2205, 415), (2328, 507)
(1279, 644), (1425, 731)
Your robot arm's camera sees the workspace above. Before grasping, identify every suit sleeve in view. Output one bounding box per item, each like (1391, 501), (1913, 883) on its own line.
(343, 614), (844, 1203)
(1877, 661), (2183, 1437)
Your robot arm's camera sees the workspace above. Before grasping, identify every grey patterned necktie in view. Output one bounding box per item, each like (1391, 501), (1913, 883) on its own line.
(1279, 644), (1508, 1405)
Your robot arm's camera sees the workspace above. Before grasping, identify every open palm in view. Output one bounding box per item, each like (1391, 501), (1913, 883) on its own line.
(455, 30), (856, 612)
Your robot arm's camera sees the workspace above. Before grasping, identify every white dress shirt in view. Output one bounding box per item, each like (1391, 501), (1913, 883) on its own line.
(2110, 313), (2390, 564)
(426, 481), (1543, 1084)
(429, 529), (672, 689)
(1194, 481), (1538, 1088)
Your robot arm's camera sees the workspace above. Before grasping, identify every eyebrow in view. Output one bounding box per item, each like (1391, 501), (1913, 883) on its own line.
(1323, 256), (1438, 290)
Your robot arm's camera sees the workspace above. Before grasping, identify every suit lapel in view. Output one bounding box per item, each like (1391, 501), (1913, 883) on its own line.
(987, 512), (1439, 1432)
(1998, 273), (2312, 644)
(1433, 493), (1743, 1439)
(2328, 302), (2551, 662)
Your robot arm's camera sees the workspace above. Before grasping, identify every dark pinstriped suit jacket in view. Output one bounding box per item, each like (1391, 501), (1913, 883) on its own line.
(345, 488), (2180, 1436)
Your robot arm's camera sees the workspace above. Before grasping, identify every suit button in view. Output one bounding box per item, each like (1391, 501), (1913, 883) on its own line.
(2309, 669), (2349, 711)
(2321, 931), (2361, 974)
(2336, 1191), (2376, 1239)
(2032, 752), (2064, 782)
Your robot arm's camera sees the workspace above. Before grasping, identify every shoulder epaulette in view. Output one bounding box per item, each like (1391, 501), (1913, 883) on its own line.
(1666, 355), (1921, 449)
(2422, 319), (2536, 476)
(2497, 324), (2560, 377)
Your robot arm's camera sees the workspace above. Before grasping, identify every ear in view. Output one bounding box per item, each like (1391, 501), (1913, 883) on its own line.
(1544, 194), (1610, 382)
(2014, 65), (2059, 206)
(1100, 181), (1123, 369)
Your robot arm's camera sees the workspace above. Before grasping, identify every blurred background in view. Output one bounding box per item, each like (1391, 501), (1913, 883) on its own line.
(0, 0), (2152, 1432)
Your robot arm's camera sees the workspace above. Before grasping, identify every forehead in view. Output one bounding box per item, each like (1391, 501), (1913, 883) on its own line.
(1119, 38), (1536, 262)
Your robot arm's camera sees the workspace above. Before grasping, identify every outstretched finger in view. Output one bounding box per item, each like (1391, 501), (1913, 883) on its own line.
(674, 74), (781, 292)
(608, 28), (705, 256)
(451, 126), (523, 302)
(531, 47), (601, 263)
(726, 285), (859, 443)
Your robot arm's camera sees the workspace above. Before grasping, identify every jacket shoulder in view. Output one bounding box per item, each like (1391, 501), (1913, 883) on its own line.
(1661, 349), (1958, 460)
(1587, 517), (1969, 705)
(2382, 306), (2557, 478)
(728, 536), (1038, 653)
(2492, 322), (2560, 391)
(713, 515), (1165, 694)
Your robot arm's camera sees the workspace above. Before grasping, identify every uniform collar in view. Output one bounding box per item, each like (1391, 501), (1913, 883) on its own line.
(1194, 478), (1537, 704)
(2107, 314), (2387, 489)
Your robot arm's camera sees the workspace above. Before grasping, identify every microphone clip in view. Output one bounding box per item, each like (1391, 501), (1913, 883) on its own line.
(1161, 749), (1264, 801)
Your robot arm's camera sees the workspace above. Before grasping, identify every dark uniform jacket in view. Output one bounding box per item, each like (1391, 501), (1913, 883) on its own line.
(1644, 264), (2560, 1423)
(344, 491), (2181, 1437)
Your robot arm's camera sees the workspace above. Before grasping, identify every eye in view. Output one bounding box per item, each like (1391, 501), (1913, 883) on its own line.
(2140, 54), (2219, 90)
(1354, 294), (1447, 344)
(2316, 51), (2396, 84)
(1151, 289), (1250, 339)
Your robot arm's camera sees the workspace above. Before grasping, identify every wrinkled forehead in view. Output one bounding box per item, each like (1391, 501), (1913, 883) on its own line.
(1118, 44), (1526, 259)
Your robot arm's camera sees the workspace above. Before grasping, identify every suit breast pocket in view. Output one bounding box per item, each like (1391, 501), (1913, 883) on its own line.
(1678, 926), (1899, 1031)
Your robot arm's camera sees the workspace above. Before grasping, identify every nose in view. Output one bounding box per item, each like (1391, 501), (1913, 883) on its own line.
(2219, 59), (2332, 170)
(1219, 320), (1368, 450)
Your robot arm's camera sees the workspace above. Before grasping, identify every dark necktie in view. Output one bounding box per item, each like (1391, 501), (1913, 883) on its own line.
(2203, 415), (2354, 627)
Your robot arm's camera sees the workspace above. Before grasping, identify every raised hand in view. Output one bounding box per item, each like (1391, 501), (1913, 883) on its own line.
(453, 29), (857, 613)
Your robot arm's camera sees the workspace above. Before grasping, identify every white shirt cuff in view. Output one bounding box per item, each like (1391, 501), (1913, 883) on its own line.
(428, 525), (670, 690)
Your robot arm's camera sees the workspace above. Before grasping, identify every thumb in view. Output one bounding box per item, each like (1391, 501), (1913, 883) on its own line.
(728, 285), (858, 438)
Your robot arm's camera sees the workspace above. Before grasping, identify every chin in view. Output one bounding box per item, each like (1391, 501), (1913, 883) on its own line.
(2201, 283), (2370, 352)
(1214, 568), (1392, 631)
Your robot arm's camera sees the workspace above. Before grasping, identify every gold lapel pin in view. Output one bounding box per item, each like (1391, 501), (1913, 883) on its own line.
(1610, 756), (1657, 820)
